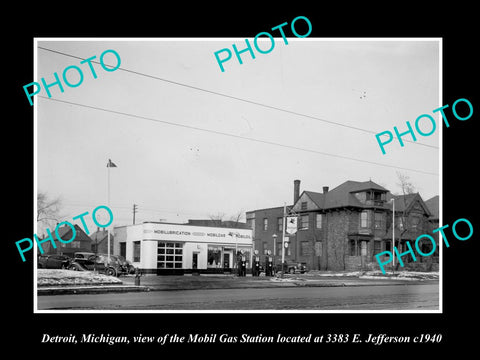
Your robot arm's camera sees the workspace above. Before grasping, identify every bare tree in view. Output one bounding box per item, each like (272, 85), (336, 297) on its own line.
(208, 212), (226, 227)
(394, 172), (417, 266)
(37, 191), (62, 227)
(396, 172), (416, 196)
(208, 210), (245, 227)
(228, 209), (245, 224)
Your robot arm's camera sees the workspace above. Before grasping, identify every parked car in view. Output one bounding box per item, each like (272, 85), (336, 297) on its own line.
(116, 255), (137, 275)
(276, 262), (308, 274)
(37, 254), (71, 269)
(68, 252), (123, 277)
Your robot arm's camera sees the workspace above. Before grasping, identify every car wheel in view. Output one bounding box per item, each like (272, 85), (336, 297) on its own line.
(69, 264), (78, 271)
(105, 268), (117, 277)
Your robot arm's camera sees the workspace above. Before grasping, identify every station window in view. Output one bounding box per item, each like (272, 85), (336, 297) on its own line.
(207, 246), (222, 268)
(133, 241), (141, 262)
(157, 242), (183, 269)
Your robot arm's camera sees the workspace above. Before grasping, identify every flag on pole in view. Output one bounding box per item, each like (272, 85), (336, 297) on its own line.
(107, 159), (117, 168)
(286, 216), (298, 234)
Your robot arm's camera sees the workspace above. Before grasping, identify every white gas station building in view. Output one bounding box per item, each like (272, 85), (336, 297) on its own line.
(114, 221), (253, 275)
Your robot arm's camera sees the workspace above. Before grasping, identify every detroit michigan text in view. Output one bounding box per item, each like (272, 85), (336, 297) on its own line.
(42, 333), (442, 345)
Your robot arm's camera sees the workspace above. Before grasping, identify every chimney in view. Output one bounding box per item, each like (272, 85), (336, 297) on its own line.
(294, 180), (301, 204)
(323, 186), (329, 194)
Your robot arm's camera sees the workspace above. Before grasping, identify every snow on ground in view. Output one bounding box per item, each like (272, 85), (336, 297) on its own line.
(37, 269), (122, 287)
(305, 271), (363, 277)
(360, 271), (439, 280)
(306, 270), (439, 280)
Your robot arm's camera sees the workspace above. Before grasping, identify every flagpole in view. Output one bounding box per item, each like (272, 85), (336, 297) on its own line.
(106, 159), (117, 266)
(107, 161), (111, 263)
(281, 202), (286, 278)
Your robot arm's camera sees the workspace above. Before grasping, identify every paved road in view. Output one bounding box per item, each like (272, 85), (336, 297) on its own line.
(37, 283), (438, 311)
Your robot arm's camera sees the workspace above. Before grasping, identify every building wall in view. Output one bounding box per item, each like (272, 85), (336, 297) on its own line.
(247, 185), (439, 273)
(114, 222), (253, 274)
(295, 212), (324, 270)
(250, 207), (286, 260)
(326, 210), (350, 271)
(183, 242), (208, 269)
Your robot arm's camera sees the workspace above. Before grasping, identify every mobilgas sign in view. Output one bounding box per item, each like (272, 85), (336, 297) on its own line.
(143, 225), (252, 243)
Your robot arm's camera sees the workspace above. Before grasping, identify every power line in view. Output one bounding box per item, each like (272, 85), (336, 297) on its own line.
(37, 46), (439, 150)
(61, 201), (216, 216)
(39, 96), (439, 176)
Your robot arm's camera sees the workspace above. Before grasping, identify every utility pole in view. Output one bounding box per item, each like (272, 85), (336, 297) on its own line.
(133, 204), (138, 225)
(391, 198), (395, 274)
(281, 202), (286, 278)
(106, 159), (117, 263)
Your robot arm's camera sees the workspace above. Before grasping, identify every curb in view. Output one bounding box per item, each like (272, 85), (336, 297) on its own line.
(37, 278), (438, 295)
(37, 285), (150, 296)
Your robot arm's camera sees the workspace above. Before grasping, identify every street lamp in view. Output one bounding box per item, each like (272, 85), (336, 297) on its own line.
(229, 231), (240, 274)
(390, 198), (395, 274)
(272, 234), (277, 256)
(272, 234), (277, 268)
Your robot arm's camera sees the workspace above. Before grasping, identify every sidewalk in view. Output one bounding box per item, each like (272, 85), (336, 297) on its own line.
(119, 272), (436, 291)
(37, 270), (439, 295)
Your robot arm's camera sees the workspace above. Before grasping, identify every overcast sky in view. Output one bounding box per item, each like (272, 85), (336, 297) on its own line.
(35, 38), (440, 234)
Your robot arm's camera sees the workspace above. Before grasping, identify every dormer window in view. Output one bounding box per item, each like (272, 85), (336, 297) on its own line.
(366, 191), (385, 202)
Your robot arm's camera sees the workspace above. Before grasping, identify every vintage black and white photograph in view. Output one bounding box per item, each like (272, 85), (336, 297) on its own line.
(33, 38), (441, 312)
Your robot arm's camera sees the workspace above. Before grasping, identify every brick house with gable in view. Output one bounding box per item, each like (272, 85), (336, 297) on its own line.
(39, 223), (93, 258)
(246, 179), (438, 271)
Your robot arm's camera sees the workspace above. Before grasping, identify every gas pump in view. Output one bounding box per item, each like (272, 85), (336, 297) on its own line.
(252, 250), (260, 276)
(240, 255), (247, 277)
(265, 250), (274, 277)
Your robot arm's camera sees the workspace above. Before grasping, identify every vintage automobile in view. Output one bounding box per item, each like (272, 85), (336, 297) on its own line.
(275, 261), (308, 274)
(37, 254), (71, 269)
(68, 252), (124, 277)
(116, 255), (137, 275)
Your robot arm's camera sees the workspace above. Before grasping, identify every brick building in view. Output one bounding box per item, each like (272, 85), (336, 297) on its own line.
(89, 228), (114, 254)
(246, 180), (438, 271)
